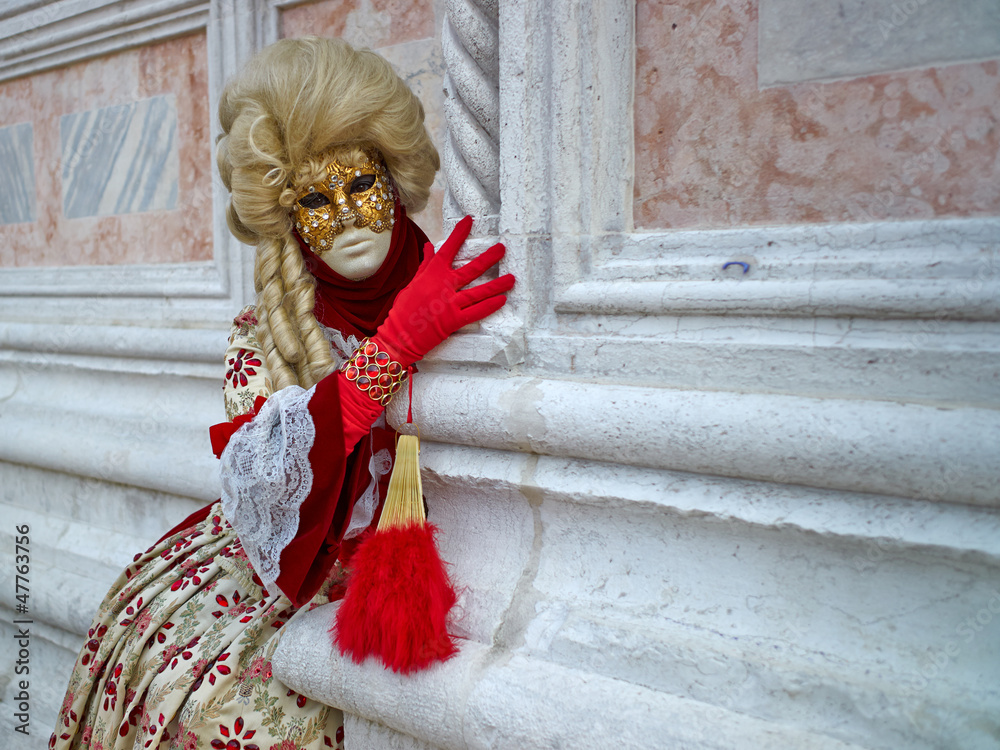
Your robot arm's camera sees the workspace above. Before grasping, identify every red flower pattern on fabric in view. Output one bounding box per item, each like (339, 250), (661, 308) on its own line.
(134, 608), (153, 635)
(234, 309), (258, 328)
(58, 692), (76, 727)
(212, 716), (259, 750)
(204, 651), (232, 686)
(227, 349), (262, 388)
(239, 656), (269, 684)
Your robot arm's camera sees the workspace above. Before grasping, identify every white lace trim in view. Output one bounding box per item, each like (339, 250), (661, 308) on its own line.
(220, 385), (316, 589)
(344, 446), (393, 539)
(318, 322), (362, 367)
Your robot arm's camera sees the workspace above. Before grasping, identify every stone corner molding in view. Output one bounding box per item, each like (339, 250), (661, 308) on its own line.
(399, 372), (1000, 509)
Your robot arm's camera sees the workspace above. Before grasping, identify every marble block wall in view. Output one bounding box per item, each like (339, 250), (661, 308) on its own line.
(0, 33), (211, 267)
(0, 10), (222, 747)
(0, 122), (37, 225)
(61, 95), (180, 219)
(634, 0), (1000, 229)
(269, 1), (1000, 749)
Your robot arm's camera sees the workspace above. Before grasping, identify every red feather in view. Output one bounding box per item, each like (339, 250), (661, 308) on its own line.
(332, 523), (458, 674)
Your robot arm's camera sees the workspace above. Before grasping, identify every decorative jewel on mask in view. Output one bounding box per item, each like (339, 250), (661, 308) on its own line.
(292, 147), (397, 252)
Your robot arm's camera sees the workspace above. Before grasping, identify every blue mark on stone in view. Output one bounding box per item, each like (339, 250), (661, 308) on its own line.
(60, 95), (179, 219)
(722, 261), (750, 275)
(0, 122), (37, 225)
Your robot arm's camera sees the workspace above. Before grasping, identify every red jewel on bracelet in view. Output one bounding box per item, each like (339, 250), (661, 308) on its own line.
(340, 338), (407, 405)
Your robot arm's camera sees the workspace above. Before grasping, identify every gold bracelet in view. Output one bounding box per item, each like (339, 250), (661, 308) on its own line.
(340, 338), (406, 406)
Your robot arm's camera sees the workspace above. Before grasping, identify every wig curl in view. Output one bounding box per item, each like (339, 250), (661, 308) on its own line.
(216, 37), (440, 391)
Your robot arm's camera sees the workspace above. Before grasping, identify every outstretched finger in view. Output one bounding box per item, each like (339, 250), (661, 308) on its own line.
(456, 273), (515, 309)
(418, 241), (436, 270)
(436, 215), (474, 265)
(454, 242), (505, 287)
(456, 294), (508, 328)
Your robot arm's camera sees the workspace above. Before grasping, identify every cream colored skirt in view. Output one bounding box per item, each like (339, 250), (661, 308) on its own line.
(50, 503), (344, 750)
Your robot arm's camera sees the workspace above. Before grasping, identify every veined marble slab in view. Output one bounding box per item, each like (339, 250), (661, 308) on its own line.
(759, 0), (1000, 86)
(0, 122), (36, 225)
(60, 94), (179, 219)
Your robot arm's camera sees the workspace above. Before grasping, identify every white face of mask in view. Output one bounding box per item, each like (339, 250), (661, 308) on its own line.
(292, 148), (397, 280)
(315, 219), (393, 280)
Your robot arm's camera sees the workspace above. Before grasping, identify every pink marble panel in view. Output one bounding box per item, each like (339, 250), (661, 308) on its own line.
(635, 0), (1000, 229)
(281, 0), (444, 243)
(281, 0), (434, 49)
(0, 34), (211, 267)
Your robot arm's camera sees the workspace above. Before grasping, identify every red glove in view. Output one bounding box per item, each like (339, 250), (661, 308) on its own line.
(375, 215), (514, 365)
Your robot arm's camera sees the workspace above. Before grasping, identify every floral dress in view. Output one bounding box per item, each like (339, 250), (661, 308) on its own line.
(50, 508), (345, 750)
(50, 306), (382, 750)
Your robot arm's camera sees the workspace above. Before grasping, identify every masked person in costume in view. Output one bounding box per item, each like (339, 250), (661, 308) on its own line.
(51, 37), (514, 750)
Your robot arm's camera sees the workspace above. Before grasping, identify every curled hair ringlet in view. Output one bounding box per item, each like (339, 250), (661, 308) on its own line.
(263, 167), (286, 188)
(216, 36), (439, 390)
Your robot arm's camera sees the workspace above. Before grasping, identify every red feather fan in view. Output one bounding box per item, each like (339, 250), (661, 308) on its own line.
(333, 523), (457, 673)
(331, 434), (458, 673)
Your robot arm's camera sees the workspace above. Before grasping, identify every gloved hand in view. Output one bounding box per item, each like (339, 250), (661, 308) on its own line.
(375, 215), (515, 365)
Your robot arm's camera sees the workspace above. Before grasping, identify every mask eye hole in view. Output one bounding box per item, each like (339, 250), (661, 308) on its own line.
(350, 175), (376, 194)
(298, 193), (330, 210)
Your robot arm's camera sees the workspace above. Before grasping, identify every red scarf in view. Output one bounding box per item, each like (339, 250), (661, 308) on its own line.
(297, 203), (428, 339)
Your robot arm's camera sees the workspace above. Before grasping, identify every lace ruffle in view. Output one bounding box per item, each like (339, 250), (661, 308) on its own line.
(343, 447), (393, 539)
(220, 385), (316, 589)
(318, 323), (362, 366)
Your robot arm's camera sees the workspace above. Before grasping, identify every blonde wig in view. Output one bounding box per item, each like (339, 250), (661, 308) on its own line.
(216, 37), (440, 391)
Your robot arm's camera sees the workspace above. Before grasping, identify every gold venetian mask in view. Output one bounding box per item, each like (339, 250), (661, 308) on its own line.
(292, 148), (396, 253)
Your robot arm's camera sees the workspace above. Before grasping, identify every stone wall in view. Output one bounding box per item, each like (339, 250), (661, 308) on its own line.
(1, 1), (998, 749)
